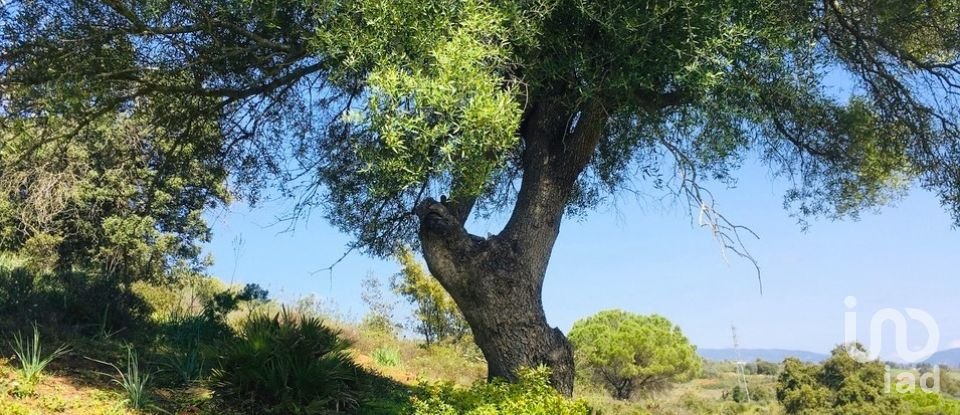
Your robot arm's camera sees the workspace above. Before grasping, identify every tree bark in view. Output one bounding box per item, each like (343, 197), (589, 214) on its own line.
(415, 198), (576, 394)
(414, 99), (606, 395)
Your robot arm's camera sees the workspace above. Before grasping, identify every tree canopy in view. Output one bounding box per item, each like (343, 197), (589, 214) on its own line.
(774, 344), (960, 415)
(3, 0), (960, 256)
(569, 310), (700, 400)
(0, 112), (227, 279)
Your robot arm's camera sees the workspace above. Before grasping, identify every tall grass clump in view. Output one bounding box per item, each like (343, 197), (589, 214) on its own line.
(9, 324), (70, 385)
(92, 347), (153, 409)
(163, 345), (205, 385)
(155, 312), (230, 385)
(210, 309), (362, 413)
(372, 347), (403, 368)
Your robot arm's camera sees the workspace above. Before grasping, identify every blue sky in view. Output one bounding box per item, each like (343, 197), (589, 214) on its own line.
(204, 160), (959, 360)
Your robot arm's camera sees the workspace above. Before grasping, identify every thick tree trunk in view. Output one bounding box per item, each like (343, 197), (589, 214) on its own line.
(414, 99), (606, 395)
(414, 199), (575, 394)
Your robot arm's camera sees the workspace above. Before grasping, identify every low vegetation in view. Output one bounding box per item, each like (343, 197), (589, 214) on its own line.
(4, 252), (960, 414)
(410, 367), (590, 415)
(209, 310), (362, 413)
(97, 348), (153, 410)
(9, 325), (70, 391)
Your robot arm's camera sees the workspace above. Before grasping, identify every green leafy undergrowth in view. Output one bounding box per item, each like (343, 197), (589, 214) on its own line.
(409, 366), (589, 415)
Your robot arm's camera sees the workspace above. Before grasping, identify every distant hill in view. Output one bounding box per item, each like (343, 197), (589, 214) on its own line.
(699, 348), (828, 363)
(924, 349), (960, 367)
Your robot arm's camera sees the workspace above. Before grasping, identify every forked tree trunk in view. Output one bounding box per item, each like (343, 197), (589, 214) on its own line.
(415, 199), (575, 394)
(414, 100), (606, 395)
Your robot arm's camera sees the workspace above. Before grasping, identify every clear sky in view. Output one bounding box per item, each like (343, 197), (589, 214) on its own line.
(204, 159), (960, 360)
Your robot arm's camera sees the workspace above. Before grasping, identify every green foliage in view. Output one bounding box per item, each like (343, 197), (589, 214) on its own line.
(361, 273), (399, 336)
(361, 1), (521, 197)
(8, 325), (70, 386)
(752, 360), (781, 376)
(0, 260), (151, 334)
(900, 389), (960, 415)
(569, 310), (700, 400)
(393, 248), (469, 345)
(410, 366), (589, 415)
(154, 312), (227, 386)
(97, 347), (153, 410)
(140, 276), (265, 386)
(6, 0), (960, 260)
(210, 310), (361, 414)
(776, 344), (904, 414)
(7, 0), (960, 397)
(730, 385), (748, 404)
(202, 283), (270, 321)
(162, 343), (205, 386)
(938, 366), (960, 398)
(372, 347), (403, 368)
(0, 113), (227, 281)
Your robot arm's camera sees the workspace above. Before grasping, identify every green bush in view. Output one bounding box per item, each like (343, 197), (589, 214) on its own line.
(210, 310), (361, 414)
(409, 366), (589, 415)
(730, 385), (748, 403)
(900, 390), (960, 414)
(0, 264), (150, 334)
(154, 312), (231, 385)
(752, 359), (780, 376)
(147, 279), (268, 386)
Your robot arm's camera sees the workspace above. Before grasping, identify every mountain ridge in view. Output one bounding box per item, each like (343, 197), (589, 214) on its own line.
(698, 348), (828, 363)
(924, 348), (960, 367)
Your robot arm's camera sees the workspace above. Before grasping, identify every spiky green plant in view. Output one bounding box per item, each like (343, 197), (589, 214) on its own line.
(372, 347), (402, 368)
(163, 346), (204, 385)
(9, 324), (70, 385)
(94, 347), (153, 409)
(210, 309), (361, 413)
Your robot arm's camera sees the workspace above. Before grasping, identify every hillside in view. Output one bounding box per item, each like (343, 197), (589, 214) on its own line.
(926, 349), (960, 367)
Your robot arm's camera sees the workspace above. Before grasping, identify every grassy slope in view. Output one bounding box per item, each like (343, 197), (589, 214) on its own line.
(0, 337), (786, 415)
(0, 327), (487, 415)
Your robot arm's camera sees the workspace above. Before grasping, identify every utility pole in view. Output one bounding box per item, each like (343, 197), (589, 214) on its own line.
(732, 325), (752, 402)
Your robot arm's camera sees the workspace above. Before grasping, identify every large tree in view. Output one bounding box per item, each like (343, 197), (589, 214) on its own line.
(3, 0), (960, 394)
(0, 111), (227, 280)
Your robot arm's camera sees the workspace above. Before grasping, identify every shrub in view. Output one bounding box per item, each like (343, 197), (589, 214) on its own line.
(569, 310), (700, 400)
(730, 385), (748, 403)
(410, 366), (589, 415)
(155, 313), (230, 385)
(360, 274), (399, 336)
(900, 389), (960, 414)
(210, 309), (361, 414)
(0, 264), (150, 334)
(162, 346), (205, 386)
(203, 283), (270, 322)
